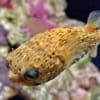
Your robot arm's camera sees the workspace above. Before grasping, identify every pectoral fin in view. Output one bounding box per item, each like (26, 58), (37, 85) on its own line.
(88, 45), (98, 58)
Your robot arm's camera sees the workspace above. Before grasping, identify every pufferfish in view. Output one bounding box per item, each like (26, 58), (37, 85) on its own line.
(6, 11), (100, 86)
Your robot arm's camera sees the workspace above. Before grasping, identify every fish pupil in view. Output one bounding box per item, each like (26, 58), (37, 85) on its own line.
(24, 69), (39, 79)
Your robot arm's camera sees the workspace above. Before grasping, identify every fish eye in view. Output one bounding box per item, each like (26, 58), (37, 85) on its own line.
(24, 69), (39, 80)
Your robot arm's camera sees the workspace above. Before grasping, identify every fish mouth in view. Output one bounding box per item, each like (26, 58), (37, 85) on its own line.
(8, 71), (18, 80)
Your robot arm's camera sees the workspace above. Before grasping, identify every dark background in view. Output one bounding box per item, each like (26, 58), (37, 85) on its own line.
(65, 0), (100, 69)
(66, 0), (100, 22)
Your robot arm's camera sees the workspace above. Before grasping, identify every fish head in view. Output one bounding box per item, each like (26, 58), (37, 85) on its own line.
(6, 43), (64, 86)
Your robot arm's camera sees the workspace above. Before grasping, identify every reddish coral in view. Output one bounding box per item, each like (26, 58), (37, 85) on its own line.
(0, 0), (13, 9)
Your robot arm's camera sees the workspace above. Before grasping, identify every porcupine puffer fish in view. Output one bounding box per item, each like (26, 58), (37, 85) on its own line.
(6, 11), (100, 86)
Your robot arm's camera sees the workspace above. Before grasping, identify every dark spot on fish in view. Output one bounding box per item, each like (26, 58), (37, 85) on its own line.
(18, 68), (21, 71)
(41, 64), (43, 67)
(81, 38), (85, 42)
(6, 60), (12, 69)
(49, 55), (52, 58)
(52, 52), (55, 55)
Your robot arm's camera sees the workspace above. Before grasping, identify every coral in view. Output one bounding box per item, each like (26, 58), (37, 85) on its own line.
(0, 0), (12, 9)
(44, 0), (84, 26)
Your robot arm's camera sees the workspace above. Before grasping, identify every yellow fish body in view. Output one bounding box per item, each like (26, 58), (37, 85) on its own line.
(6, 11), (100, 86)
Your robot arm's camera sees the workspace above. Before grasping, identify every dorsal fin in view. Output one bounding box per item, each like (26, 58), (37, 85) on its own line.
(87, 10), (100, 29)
(85, 11), (100, 32)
